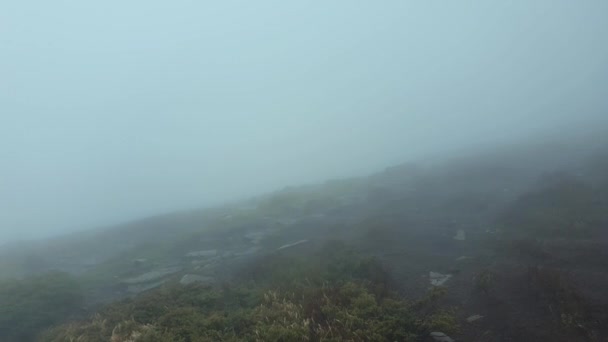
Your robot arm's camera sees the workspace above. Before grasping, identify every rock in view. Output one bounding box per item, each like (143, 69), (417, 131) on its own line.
(244, 232), (267, 244)
(466, 314), (484, 322)
(185, 249), (217, 258)
(234, 246), (262, 257)
(429, 271), (452, 286)
(277, 240), (309, 250)
(179, 274), (215, 286)
(275, 218), (298, 226)
(191, 259), (209, 266)
(127, 280), (168, 294)
(453, 229), (466, 241)
(123, 266), (182, 284)
(455, 256), (472, 261)
(430, 332), (454, 342)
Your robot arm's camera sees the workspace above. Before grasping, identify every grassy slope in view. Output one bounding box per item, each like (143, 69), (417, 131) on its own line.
(1, 140), (607, 341)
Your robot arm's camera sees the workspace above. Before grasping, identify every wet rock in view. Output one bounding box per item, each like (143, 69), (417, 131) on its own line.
(179, 274), (215, 286)
(185, 249), (217, 258)
(132, 258), (147, 265)
(430, 332), (454, 342)
(429, 271), (452, 286)
(234, 246), (262, 257)
(194, 263), (216, 274)
(453, 229), (466, 241)
(277, 239), (309, 250)
(191, 259), (210, 266)
(244, 232), (267, 244)
(275, 218), (298, 226)
(123, 266), (182, 284)
(466, 314), (484, 322)
(127, 280), (168, 294)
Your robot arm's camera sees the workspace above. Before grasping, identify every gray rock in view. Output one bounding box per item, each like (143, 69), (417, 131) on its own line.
(429, 271), (452, 286)
(430, 332), (454, 342)
(453, 229), (466, 241)
(191, 259), (209, 266)
(277, 239), (309, 250)
(275, 218), (298, 226)
(234, 246), (262, 257)
(127, 279), (168, 294)
(180, 274), (215, 286)
(185, 249), (217, 258)
(244, 231), (268, 244)
(466, 314), (484, 322)
(123, 266), (182, 284)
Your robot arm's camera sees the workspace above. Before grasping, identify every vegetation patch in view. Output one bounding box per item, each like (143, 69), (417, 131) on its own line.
(0, 271), (84, 342)
(42, 242), (457, 342)
(499, 176), (606, 238)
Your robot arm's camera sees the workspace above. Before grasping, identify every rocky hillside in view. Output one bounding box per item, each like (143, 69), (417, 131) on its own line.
(1, 139), (608, 341)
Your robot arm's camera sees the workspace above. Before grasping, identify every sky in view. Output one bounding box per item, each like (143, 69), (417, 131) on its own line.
(1, 1), (607, 242)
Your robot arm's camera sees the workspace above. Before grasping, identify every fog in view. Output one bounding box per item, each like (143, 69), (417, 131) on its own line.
(1, 1), (607, 242)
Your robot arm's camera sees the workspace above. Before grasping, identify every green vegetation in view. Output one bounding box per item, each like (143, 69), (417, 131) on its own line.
(526, 266), (598, 339)
(500, 176), (606, 238)
(42, 242), (457, 341)
(473, 269), (495, 295)
(0, 271), (84, 342)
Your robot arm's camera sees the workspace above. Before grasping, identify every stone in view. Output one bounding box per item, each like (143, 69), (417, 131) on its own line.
(185, 249), (217, 258)
(429, 271), (452, 286)
(453, 229), (466, 241)
(127, 280), (168, 294)
(234, 246), (262, 257)
(430, 332), (454, 342)
(122, 266), (182, 284)
(277, 239), (309, 250)
(179, 274), (215, 286)
(466, 314), (484, 322)
(244, 232), (267, 244)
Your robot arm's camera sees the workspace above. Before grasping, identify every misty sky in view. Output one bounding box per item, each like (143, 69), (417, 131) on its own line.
(1, 1), (607, 242)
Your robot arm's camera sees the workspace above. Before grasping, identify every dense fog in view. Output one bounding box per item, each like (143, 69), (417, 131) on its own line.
(1, 1), (607, 242)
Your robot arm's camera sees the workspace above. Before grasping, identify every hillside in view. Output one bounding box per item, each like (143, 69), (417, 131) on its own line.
(1, 139), (608, 341)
